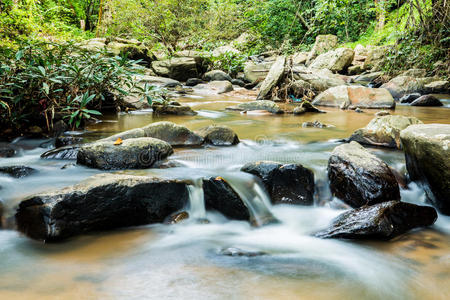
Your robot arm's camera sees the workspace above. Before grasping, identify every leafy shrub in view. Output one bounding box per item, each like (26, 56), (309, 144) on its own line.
(210, 52), (248, 76)
(0, 41), (143, 132)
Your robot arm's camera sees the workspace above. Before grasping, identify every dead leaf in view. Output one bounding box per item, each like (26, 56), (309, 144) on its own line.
(114, 138), (123, 145)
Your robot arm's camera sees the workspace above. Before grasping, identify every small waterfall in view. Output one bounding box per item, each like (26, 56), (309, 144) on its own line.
(187, 178), (206, 220)
(221, 173), (277, 227)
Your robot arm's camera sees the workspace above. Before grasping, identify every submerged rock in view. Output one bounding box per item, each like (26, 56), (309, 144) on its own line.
(229, 100), (283, 114)
(152, 104), (197, 116)
(410, 95), (443, 107)
(16, 174), (190, 241)
(41, 145), (80, 160)
(328, 142), (400, 208)
(293, 101), (324, 115)
(257, 56), (286, 100)
(375, 111), (390, 117)
(400, 124), (450, 215)
(218, 247), (266, 257)
(203, 176), (250, 221)
(77, 137), (173, 170)
(315, 201), (437, 240)
(0, 166), (37, 178)
(241, 161), (314, 205)
(348, 115), (423, 149)
(196, 125), (239, 146)
(313, 86), (395, 109)
(302, 121), (335, 128)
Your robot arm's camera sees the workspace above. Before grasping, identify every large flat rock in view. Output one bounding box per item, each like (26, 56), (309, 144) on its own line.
(16, 174), (190, 241)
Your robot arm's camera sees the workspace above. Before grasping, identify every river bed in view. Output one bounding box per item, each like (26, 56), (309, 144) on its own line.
(0, 94), (449, 300)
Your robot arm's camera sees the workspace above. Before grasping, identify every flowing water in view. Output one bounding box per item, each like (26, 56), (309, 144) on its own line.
(0, 92), (449, 300)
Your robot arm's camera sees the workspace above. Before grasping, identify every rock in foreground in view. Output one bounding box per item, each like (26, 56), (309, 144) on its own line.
(348, 115), (422, 149)
(77, 138), (173, 170)
(16, 174), (190, 241)
(241, 161), (314, 205)
(400, 124), (450, 215)
(328, 142), (400, 208)
(316, 201), (437, 240)
(203, 177), (250, 221)
(313, 86), (395, 109)
(196, 125), (239, 146)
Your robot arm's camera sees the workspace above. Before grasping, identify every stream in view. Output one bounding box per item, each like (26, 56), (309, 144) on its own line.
(0, 93), (449, 299)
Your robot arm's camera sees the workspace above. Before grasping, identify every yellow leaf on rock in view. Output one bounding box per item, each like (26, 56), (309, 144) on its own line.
(114, 138), (123, 145)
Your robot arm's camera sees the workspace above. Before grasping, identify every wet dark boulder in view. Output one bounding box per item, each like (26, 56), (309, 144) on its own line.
(203, 176), (250, 221)
(400, 124), (450, 215)
(328, 142), (400, 208)
(315, 201), (437, 240)
(0, 166), (37, 178)
(55, 136), (83, 148)
(399, 93), (421, 104)
(196, 125), (239, 146)
(241, 161), (315, 205)
(410, 95), (443, 107)
(0, 143), (16, 158)
(185, 78), (204, 86)
(231, 79), (245, 87)
(41, 145), (80, 160)
(77, 137), (173, 170)
(16, 174), (190, 241)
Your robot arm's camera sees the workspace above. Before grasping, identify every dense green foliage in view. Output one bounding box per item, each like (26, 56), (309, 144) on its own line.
(0, 0), (448, 135)
(0, 42), (141, 132)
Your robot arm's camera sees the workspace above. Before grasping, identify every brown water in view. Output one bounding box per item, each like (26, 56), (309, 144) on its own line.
(0, 93), (449, 300)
